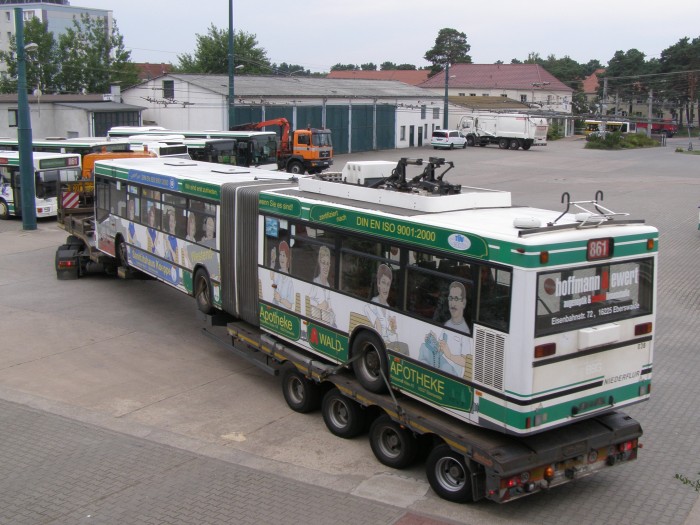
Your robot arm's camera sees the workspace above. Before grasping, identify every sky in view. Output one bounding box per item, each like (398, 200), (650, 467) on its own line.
(73, 0), (700, 73)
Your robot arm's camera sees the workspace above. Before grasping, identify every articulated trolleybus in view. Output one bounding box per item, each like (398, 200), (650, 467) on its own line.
(90, 156), (655, 500)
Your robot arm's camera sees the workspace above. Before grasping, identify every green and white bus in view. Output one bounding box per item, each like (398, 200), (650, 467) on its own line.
(107, 126), (278, 169)
(0, 137), (132, 156)
(0, 151), (82, 219)
(93, 156), (657, 436)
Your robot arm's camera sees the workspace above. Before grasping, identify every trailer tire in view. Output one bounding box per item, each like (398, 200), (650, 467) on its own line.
(352, 331), (389, 394)
(369, 414), (418, 469)
(509, 139), (520, 150)
(322, 388), (367, 438)
(0, 199), (9, 220)
(281, 365), (321, 413)
(194, 268), (214, 314)
(287, 161), (305, 175)
(426, 444), (474, 503)
(498, 138), (509, 149)
(521, 142), (532, 150)
(466, 136), (475, 147)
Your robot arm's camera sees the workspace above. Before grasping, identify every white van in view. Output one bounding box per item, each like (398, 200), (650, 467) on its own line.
(430, 129), (467, 149)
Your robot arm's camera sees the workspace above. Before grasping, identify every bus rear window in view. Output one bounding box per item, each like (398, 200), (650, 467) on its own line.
(535, 258), (654, 337)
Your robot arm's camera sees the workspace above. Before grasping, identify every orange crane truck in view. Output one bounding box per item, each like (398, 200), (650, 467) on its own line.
(231, 118), (333, 174)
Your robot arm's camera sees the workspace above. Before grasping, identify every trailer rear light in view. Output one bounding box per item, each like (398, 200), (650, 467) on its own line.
(543, 466), (555, 481)
(57, 260), (76, 269)
(635, 322), (652, 336)
(534, 342), (556, 358)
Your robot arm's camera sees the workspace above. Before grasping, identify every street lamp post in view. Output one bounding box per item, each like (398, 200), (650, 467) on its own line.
(15, 8), (36, 230)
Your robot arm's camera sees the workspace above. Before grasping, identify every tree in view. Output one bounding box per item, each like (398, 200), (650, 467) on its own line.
(273, 62), (309, 76)
(659, 37), (700, 127)
(55, 15), (137, 94)
(361, 62), (377, 71)
(176, 26), (271, 75)
(0, 14), (136, 95)
(330, 63), (359, 71)
(0, 17), (60, 94)
(424, 28), (471, 75)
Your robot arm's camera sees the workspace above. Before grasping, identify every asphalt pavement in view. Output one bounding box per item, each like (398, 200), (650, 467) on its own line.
(1, 136), (699, 525)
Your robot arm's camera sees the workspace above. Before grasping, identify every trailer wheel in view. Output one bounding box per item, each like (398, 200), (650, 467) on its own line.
(352, 331), (389, 394)
(287, 161), (305, 175)
(426, 444), (474, 503)
(281, 365), (321, 413)
(369, 414), (418, 469)
(0, 199), (9, 220)
(466, 136), (475, 147)
(194, 268), (214, 314)
(322, 388), (367, 438)
(509, 139), (520, 150)
(498, 138), (509, 149)
(521, 142), (532, 151)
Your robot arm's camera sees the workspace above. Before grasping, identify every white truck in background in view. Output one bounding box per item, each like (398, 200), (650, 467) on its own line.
(459, 113), (548, 150)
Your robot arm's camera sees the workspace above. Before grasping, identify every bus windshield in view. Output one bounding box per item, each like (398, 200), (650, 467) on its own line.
(535, 258), (654, 337)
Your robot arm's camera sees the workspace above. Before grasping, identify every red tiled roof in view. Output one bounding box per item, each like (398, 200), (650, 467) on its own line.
(418, 64), (572, 92)
(136, 63), (173, 81)
(326, 70), (430, 85)
(582, 68), (605, 94)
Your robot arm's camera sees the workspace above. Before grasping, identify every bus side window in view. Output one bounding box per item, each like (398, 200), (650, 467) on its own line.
(476, 267), (511, 331)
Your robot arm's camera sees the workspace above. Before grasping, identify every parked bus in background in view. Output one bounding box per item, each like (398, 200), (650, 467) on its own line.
(0, 137), (133, 156)
(107, 126), (278, 169)
(184, 138), (236, 165)
(0, 151), (81, 219)
(91, 156), (657, 438)
(583, 120), (630, 135)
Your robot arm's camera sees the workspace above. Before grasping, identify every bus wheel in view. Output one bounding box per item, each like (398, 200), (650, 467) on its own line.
(287, 161), (305, 175)
(0, 199), (9, 220)
(369, 414), (418, 469)
(281, 364), (321, 413)
(426, 444), (474, 503)
(322, 388), (367, 438)
(521, 142), (532, 151)
(194, 268), (214, 314)
(352, 331), (388, 394)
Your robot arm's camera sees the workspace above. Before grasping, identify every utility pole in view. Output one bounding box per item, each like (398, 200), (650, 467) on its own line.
(443, 62), (450, 129)
(601, 77), (608, 133)
(646, 89), (653, 138)
(227, 0), (235, 130)
(15, 8), (36, 231)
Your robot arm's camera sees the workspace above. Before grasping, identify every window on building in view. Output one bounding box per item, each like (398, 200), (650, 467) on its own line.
(93, 111), (141, 137)
(521, 94), (527, 103)
(469, 93), (476, 97)
(432, 108), (439, 119)
(421, 105), (427, 119)
(400, 126), (406, 141)
(424, 124), (428, 138)
(162, 80), (175, 99)
(501, 94), (507, 97)
(482, 93), (488, 97)
(458, 92), (465, 97)
(5, 12), (10, 21)
(8, 109), (17, 127)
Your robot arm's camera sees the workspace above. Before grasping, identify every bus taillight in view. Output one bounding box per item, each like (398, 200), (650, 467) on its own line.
(634, 322), (652, 336)
(534, 343), (556, 358)
(646, 238), (655, 250)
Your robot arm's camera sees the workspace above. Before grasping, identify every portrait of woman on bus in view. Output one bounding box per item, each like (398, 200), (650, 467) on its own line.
(270, 240), (294, 309)
(309, 245), (335, 326)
